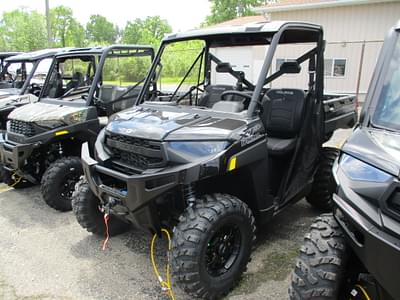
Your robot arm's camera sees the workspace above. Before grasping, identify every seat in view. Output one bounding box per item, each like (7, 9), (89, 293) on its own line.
(65, 71), (84, 91)
(48, 73), (63, 98)
(198, 85), (235, 108)
(261, 88), (306, 155)
(98, 85), (142, 114)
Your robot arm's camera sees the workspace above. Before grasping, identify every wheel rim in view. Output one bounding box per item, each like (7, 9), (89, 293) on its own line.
(205, 224), (242, 277)
(60, 172), (80, 200)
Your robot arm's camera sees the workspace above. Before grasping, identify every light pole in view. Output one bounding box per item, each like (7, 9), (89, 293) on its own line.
(45, 0), (52, 47)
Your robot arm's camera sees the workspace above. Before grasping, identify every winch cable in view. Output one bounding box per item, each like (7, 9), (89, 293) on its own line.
(102, 213), (110, 251)
(10, 172), (22, 187)
(150, 229), (176, 300)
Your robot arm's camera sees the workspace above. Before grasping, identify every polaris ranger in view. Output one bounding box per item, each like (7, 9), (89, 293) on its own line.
(72, 21), (357, 299)
(0, 45), (154, 211)
(290, 21), (400, 300)
(0, 48), (69, 129)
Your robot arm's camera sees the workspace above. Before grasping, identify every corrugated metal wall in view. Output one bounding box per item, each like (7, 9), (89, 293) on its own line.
(269, 2), (400, 100)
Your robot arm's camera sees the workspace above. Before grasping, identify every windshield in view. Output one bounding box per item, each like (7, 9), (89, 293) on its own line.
(0, 61), (34, 89)
(372, 33), (400, 130)
(41, 55), (95, 99)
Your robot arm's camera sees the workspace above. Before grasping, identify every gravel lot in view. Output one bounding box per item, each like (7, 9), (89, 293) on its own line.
(0, 129), (351, 300)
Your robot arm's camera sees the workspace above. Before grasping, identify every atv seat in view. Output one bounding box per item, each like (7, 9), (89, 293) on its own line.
(98, 85), (141, 114)
(198, 85), (236, 108)
(262, 88), (305, 155)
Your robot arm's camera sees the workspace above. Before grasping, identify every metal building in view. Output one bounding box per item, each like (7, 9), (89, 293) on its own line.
(254, 0), (400, 101)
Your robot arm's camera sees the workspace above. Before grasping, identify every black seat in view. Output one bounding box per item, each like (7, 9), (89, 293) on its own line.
(66, 71), (84, 91)
(261, 88), (306, 155)
(198, 84), (235, 108)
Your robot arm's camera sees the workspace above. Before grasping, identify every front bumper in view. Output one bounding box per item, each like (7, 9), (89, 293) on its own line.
(0, 132), (39, 171)
(81, 142), (216, 232)
(333, 192), (400, 300)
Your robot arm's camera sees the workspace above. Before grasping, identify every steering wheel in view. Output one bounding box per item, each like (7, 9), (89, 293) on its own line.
(221, 90), (252, 101)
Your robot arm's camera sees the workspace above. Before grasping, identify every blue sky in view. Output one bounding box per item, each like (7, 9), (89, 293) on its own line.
(0, 0), (212, 32)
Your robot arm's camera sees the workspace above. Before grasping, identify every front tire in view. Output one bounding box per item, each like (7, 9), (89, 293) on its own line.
(307, 147), (339, 211)
(72, 178), (130, 236)
(171, 193), (256, 299)
(41, 156), (83, 211)
(289, 214), (348, 299)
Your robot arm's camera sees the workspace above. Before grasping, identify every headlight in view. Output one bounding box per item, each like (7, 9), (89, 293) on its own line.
(167, 141), (229, 162)
(34, 119), (65, 129)
(62, 110), (87, 125)
(339, 153), (392, 183)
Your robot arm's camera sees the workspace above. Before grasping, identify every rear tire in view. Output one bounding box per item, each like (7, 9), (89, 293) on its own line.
(72, 178), (130, 236)
(41, 156), (83, 211)
(289, 214), (348, 299)
(171, 193), (256, 299)
(307, 147), (339, 211)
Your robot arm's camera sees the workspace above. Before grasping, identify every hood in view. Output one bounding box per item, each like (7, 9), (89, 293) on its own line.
(0, 93), (38, 109)
(0, 88), (20, 99)
(342, 127), (400, 177)
(106, 105), (246, 141)
(8, 102), (88, 122)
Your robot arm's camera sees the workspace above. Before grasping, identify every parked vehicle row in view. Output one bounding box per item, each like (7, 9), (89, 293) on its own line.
(0, 19), (396, 300)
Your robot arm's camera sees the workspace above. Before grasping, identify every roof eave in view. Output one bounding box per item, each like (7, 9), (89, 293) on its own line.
(253, 0), (397, 14)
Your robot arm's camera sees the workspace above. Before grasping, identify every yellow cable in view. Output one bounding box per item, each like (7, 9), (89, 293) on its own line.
(150, 228), (176, 300)
(9, 172), (22, 187)
(354, 284), (372, 300)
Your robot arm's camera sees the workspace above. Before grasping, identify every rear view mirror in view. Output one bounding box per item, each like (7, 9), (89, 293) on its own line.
(216, 62), (233, 73)
(280, 61), (301, 74)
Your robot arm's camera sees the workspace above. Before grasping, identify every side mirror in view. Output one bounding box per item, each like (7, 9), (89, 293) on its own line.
(280, 61), (301, 74)
(216, 62), (233, 73)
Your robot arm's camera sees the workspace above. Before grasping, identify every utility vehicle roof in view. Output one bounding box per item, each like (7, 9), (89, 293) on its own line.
(0, 52), (22, 59)
(5, 48), (70, 63)
(55, 44), (154, 59)
(164, 21), (322, 45)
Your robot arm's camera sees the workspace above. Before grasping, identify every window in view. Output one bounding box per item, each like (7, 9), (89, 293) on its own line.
(324, 58), (346, 77)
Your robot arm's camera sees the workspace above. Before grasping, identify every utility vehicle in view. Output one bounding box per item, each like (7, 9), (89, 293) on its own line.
(290, 21), (400, 300)
(0, 45), (154, 212)
(72, 21), (357, 299)
(0, 49), (68, 129)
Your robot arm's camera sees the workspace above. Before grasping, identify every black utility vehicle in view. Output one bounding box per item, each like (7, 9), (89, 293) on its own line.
(0, 49), (68, 129)
(0, 45), (154, 211)
(290, 22), (400, 300)
(73, 21), (357, 299)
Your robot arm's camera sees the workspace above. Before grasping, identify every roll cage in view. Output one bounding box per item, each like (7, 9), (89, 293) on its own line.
(39, 45), (154, 107)
(135, 21), (324, 118)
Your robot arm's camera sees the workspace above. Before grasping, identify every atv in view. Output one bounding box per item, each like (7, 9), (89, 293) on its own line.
(0, 48), (69, 130)
(0, 45), (154, 211)
(289, 21), (400, 300)
(72, 21), (357, 299)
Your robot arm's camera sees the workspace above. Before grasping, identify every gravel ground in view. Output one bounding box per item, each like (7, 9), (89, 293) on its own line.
(0, 129), (351, 300)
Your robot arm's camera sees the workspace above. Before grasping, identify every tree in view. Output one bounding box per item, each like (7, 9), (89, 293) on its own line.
(86, 15), (118, 45)
(50, 6), (85, 47)
(122, 16), (172, 46)
(0, 9), (47, 51)
(205, 0), (264, 25)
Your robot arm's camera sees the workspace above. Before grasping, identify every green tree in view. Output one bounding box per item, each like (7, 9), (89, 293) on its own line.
(86, 14), (118, 44)
(205, 0), (264, 25)
(122, 16), (172, 46)
(50, 6), (85, 47)
(0, 9), (47, 51)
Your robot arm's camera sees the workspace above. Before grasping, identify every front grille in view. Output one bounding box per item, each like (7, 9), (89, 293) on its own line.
(9, 120), (36, 137)
(106, 133), (164, 170)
